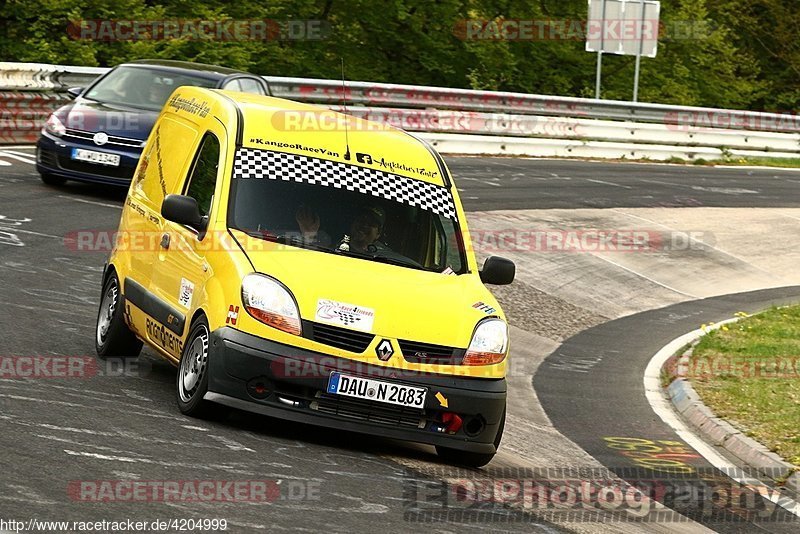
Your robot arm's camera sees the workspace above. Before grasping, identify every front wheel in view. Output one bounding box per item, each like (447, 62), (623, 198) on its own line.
(95, 272), (142, 360)
(436, 406), (506, 468)
(176, 317), (224, 419)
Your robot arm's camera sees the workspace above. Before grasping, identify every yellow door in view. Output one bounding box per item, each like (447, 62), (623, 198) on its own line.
(149, 122), (228, 357)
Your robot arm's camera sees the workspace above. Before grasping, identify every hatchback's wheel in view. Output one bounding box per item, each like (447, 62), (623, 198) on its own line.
(436, 406), (506, 468)
(176, 317), (223, 418)
(40, 173), (66, 186)
(95, 272), (142, 359)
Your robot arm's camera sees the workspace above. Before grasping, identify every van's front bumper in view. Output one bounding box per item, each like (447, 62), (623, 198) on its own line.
(206, 327), (506, 454)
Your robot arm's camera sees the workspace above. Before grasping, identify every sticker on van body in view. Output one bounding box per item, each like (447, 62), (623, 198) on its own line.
(315, 299), (375, 332)
(179, 278), (194, 309)
(232, 148), (457, 220)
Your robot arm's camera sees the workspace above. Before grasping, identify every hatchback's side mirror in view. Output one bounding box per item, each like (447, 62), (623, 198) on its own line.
(480, 256), (515, 285)
(66, 87), (85, 99)
(162, 195), (204, 230)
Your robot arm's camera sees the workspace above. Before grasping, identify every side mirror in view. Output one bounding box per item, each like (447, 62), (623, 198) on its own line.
(66, 87), (85, 99)
(162, 195), (204, 230)
(480, 256), (515, 285)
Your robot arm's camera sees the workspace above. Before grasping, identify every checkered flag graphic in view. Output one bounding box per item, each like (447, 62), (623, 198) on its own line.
(334, 311), (359, 326)
(233, 148), (457, 220)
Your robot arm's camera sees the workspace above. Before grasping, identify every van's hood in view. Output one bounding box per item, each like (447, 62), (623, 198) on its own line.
(232, 231), (499, 348)
(54, 99), (158, 140)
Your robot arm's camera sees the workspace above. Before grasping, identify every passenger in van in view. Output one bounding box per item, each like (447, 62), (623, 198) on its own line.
(294, 204), (333, 247)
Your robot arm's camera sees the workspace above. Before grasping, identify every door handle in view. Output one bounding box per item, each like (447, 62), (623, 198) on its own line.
(160, 233), (170, 249)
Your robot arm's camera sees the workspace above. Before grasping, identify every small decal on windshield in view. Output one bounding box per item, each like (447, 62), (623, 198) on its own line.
(315, 299), (375, 333)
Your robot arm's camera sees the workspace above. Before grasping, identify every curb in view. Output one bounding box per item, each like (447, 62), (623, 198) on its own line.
(663, 323), (799, 494)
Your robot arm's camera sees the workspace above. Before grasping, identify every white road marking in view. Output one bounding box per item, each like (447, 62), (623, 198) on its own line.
(0, 151), (35, 165)
(0, 227), (63, 239)
(691, 185), (758, 194)
(181, 425), (210, 431)
(0, 159), (11, 167)
(587, 178), (632, 189)
(62, 449), (305, 477)
(2, 149), (38, 159)
(644, 320), (800, 519)
(57, 195), (122, 209)
(208, 435), (256, 452)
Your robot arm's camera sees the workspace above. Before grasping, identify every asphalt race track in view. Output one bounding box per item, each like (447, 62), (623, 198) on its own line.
(534, 287), (800, 533)
(2, 147), (800, 533)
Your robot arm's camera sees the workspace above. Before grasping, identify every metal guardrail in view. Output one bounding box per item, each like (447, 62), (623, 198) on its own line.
(1, 62), (798, 160)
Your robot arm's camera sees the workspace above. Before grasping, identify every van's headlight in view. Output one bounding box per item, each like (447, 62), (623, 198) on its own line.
(241, 274), (302, 336)
(463, 318), (508, 366)
(44, 114), (66, 137)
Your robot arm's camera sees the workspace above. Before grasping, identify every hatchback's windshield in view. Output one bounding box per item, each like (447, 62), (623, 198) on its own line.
(229, 148), (466, 273)
(82, 66), (216, 111)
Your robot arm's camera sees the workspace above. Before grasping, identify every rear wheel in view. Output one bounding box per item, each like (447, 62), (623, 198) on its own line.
(176, 317), (225, 419)
(436, 406), (506, 468)
(40, 173), (66, 186)
(95, 272), (142, 359)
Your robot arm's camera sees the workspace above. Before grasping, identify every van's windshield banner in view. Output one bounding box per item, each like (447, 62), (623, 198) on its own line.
(232, 148), (458, 220)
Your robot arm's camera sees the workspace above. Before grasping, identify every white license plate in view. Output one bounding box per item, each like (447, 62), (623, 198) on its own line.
(327, 372), (427, 408)
(71, 148), (120, 167)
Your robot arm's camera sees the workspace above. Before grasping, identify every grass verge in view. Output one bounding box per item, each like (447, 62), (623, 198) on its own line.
(689, 307), (800, 468)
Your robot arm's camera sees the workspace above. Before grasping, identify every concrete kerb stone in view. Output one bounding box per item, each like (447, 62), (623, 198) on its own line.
(662, 318), (799, 489)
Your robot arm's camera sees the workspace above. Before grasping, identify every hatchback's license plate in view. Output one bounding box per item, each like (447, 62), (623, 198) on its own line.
(327, 372), (426, 408)
(71, 148), (120, 166)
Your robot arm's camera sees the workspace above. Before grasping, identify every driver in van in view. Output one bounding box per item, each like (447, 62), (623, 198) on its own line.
(296, 204), (387, 253)
(341, 205), (387, 253)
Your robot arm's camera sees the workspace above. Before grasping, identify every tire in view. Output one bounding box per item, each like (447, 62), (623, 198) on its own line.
(436, 406), (506, 468)
(176, 317), (225, 419)
(40, 173), (66, 186)
(95, 272), (143, 360)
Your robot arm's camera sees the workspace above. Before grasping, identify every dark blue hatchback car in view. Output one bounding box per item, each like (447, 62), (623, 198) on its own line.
(36, 59), (270, 187)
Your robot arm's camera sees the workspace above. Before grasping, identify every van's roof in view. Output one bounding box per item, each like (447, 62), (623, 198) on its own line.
(215, 89), (447, 187)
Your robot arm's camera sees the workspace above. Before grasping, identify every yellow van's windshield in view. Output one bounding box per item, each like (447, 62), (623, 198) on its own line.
(228, 148), (466, 273)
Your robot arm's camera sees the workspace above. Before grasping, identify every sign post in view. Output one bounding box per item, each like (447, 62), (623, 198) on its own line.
(586, 0), (660, 101)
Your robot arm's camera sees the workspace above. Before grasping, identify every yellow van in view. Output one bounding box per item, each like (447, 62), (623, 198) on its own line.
(95, 86), (515, 467)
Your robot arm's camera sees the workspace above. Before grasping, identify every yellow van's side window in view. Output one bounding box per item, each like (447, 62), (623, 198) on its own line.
(135, 117), (198, 208)
(185, 133), (221, 217)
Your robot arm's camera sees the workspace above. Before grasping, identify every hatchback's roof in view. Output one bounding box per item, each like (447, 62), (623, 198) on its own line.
(124, 59), (255, 79)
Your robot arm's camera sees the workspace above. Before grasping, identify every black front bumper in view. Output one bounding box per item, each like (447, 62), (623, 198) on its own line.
(206, 327), (507, 453)
(36, 132), (139, 186)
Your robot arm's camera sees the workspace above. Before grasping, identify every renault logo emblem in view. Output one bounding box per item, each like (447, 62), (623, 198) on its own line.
(375, 339), (394, 361)
(93, 132), (109, 146)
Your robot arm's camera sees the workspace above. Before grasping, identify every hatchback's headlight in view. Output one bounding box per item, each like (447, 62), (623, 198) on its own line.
(463, 318), (508, 366)
(44, 114), (66, 137)
(241, 274), (301, 336)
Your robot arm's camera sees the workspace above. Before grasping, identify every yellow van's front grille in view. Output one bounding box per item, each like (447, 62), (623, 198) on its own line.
(303, 321), (375, 354)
